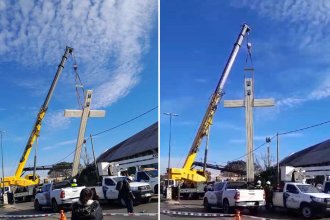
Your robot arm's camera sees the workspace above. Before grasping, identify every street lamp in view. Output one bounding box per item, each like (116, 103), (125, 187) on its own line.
(163, 112), (178, 182)
(0, 130), (5, 195)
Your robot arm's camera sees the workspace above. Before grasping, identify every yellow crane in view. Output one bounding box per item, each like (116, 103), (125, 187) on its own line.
(169, 24), (250, 183)
(1, 46), (73, 187)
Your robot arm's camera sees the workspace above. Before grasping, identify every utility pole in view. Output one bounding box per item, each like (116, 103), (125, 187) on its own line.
(1, 130), (5, 195)
(266, 137), (271, 169)
(90, 135), (99, 184)
(276, 133), (280, 187)
(163, 112), (178, 182)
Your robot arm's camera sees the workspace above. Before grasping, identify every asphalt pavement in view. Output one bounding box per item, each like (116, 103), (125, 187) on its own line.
(160, 198), (330, 220)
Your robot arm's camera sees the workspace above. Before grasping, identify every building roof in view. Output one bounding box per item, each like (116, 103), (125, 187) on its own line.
(280, 139), (330, 167)
(97, 122), (158, 163)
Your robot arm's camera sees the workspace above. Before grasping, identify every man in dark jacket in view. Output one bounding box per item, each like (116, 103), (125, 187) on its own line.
(119, 177), (135, 213)
(71, 188), (103, 220)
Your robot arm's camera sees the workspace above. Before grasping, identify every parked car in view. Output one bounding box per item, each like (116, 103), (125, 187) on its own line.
(272, 182), (330, 218)
(203, 181), (265, 214)
(34, 181), (85, 212)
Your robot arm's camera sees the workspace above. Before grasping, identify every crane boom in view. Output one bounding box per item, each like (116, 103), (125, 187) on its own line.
(1, 46), (73, 187)
(169, 24), (250, 182)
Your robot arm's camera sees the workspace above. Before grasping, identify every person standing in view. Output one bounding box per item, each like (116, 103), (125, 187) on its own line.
(264, 181), (273, 210)
(71, 179), (78, 187)
(119, 177), (135, 213)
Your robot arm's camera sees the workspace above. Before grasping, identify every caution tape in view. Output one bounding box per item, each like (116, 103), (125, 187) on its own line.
(0, 212), (158, 218)
(0, 213), (57, 218)
(103, 212), (158, 216)
(161, 210), (235, 217)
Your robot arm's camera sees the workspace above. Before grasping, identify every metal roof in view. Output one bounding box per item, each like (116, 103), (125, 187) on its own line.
(97, 122), (158, 163)
(280, 139), (330, 167)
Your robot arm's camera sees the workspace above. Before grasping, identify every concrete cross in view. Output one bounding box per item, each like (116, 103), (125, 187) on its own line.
(64, 90), (105, 177)
(224, 77), (274, 182)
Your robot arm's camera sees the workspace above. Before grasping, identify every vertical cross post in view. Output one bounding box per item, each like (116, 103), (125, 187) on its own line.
(64, 90), (106, 177)
(224, 78), (275, 182)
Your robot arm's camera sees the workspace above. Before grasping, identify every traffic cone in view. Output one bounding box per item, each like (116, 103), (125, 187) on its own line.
(59, 210), (67, 220)
(235, 209), (241, 220)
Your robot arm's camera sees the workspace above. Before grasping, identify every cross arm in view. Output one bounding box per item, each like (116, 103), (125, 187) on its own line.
(253, 99), (275, 107)
(224, 100), (245, 108)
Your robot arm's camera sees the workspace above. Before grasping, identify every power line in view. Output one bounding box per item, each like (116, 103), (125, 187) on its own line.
(227, 118), (330, 163)
(91, 106), (158, 137)
(53, 106), (158, 164)
(279, 119), (330, 136)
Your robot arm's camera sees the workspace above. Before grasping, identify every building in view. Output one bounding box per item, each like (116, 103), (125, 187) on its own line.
(280, 139), (330, 167)
(97, 122), (158, 167)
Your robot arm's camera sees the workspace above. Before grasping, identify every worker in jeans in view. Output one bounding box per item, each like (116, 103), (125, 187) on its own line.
(119, 177), (135, 213)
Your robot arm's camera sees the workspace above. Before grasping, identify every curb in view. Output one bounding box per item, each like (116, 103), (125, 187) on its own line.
(161, 210), (235, 217)
(0, 213), (57, 218)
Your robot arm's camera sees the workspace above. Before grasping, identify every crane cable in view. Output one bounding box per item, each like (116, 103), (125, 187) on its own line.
(71, 52), (85, 110)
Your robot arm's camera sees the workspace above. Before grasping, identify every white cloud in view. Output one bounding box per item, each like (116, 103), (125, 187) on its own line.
(0, 0), (157, 108)
(44, 111), (71, 129)
(43, 139), (76, 151)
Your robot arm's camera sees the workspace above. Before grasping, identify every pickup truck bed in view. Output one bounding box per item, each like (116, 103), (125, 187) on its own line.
(203, 181), (265, 214)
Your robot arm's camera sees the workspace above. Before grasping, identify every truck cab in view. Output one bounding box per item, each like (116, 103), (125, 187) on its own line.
(272, 182), (330, 218)
(136, 170), (158, 194)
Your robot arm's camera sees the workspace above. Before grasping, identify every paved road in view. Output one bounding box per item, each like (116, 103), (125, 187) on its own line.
(0, 198), (158, 220)
(161, 199), (330, 220)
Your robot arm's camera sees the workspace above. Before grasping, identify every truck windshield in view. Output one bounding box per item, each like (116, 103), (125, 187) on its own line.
(297, 184), (320, 193)
(113, 177), (126, 183)
(227, 182), (248, 189)
(145, 170), (158, 177)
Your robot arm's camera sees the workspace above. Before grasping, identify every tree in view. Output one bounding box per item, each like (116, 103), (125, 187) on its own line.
(47, 162), (73, 179)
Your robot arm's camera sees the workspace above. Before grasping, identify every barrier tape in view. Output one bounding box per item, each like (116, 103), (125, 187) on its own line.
(0, 213), (57, 218)
(161, 210), (235, 217)
(103, 212), (158, 216)
(0, 212), (158, 218)
(241, 215), (281, 220)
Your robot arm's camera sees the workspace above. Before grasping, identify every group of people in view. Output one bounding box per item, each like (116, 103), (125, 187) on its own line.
(70, 177), (135, 220)
(256, 180), (273, 209)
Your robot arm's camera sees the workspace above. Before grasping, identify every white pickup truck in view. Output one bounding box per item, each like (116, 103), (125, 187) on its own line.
(136, 170), (158, 194)
(203, 181), (265, 214)
(90, 176), (153, 205)
(272, 182), (330, 218)
(34, 181), (85, 212)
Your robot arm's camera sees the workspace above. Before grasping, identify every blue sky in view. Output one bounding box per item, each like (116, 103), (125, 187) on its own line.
(0, 1), (157, 178)
(160, 0), (330, 174)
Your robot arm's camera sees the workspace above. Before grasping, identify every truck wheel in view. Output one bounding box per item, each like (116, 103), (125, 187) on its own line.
(249, 207), (258, 215)
(142, 197), (152, 203)
(52, 199), (59, 213)
(203, 198), (211, 211)
(300, 204), (313, 219)
(154, 185), (158, 194)
(223, 199), (232, 214)
(34, 200), (42, 211)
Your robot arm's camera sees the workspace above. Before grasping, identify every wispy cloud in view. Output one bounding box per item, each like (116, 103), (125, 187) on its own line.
(230, 1), (330, 54)
(44, 111), (71, 129)
(0, 0), (157, 108)
(43, 139), (76, 151)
